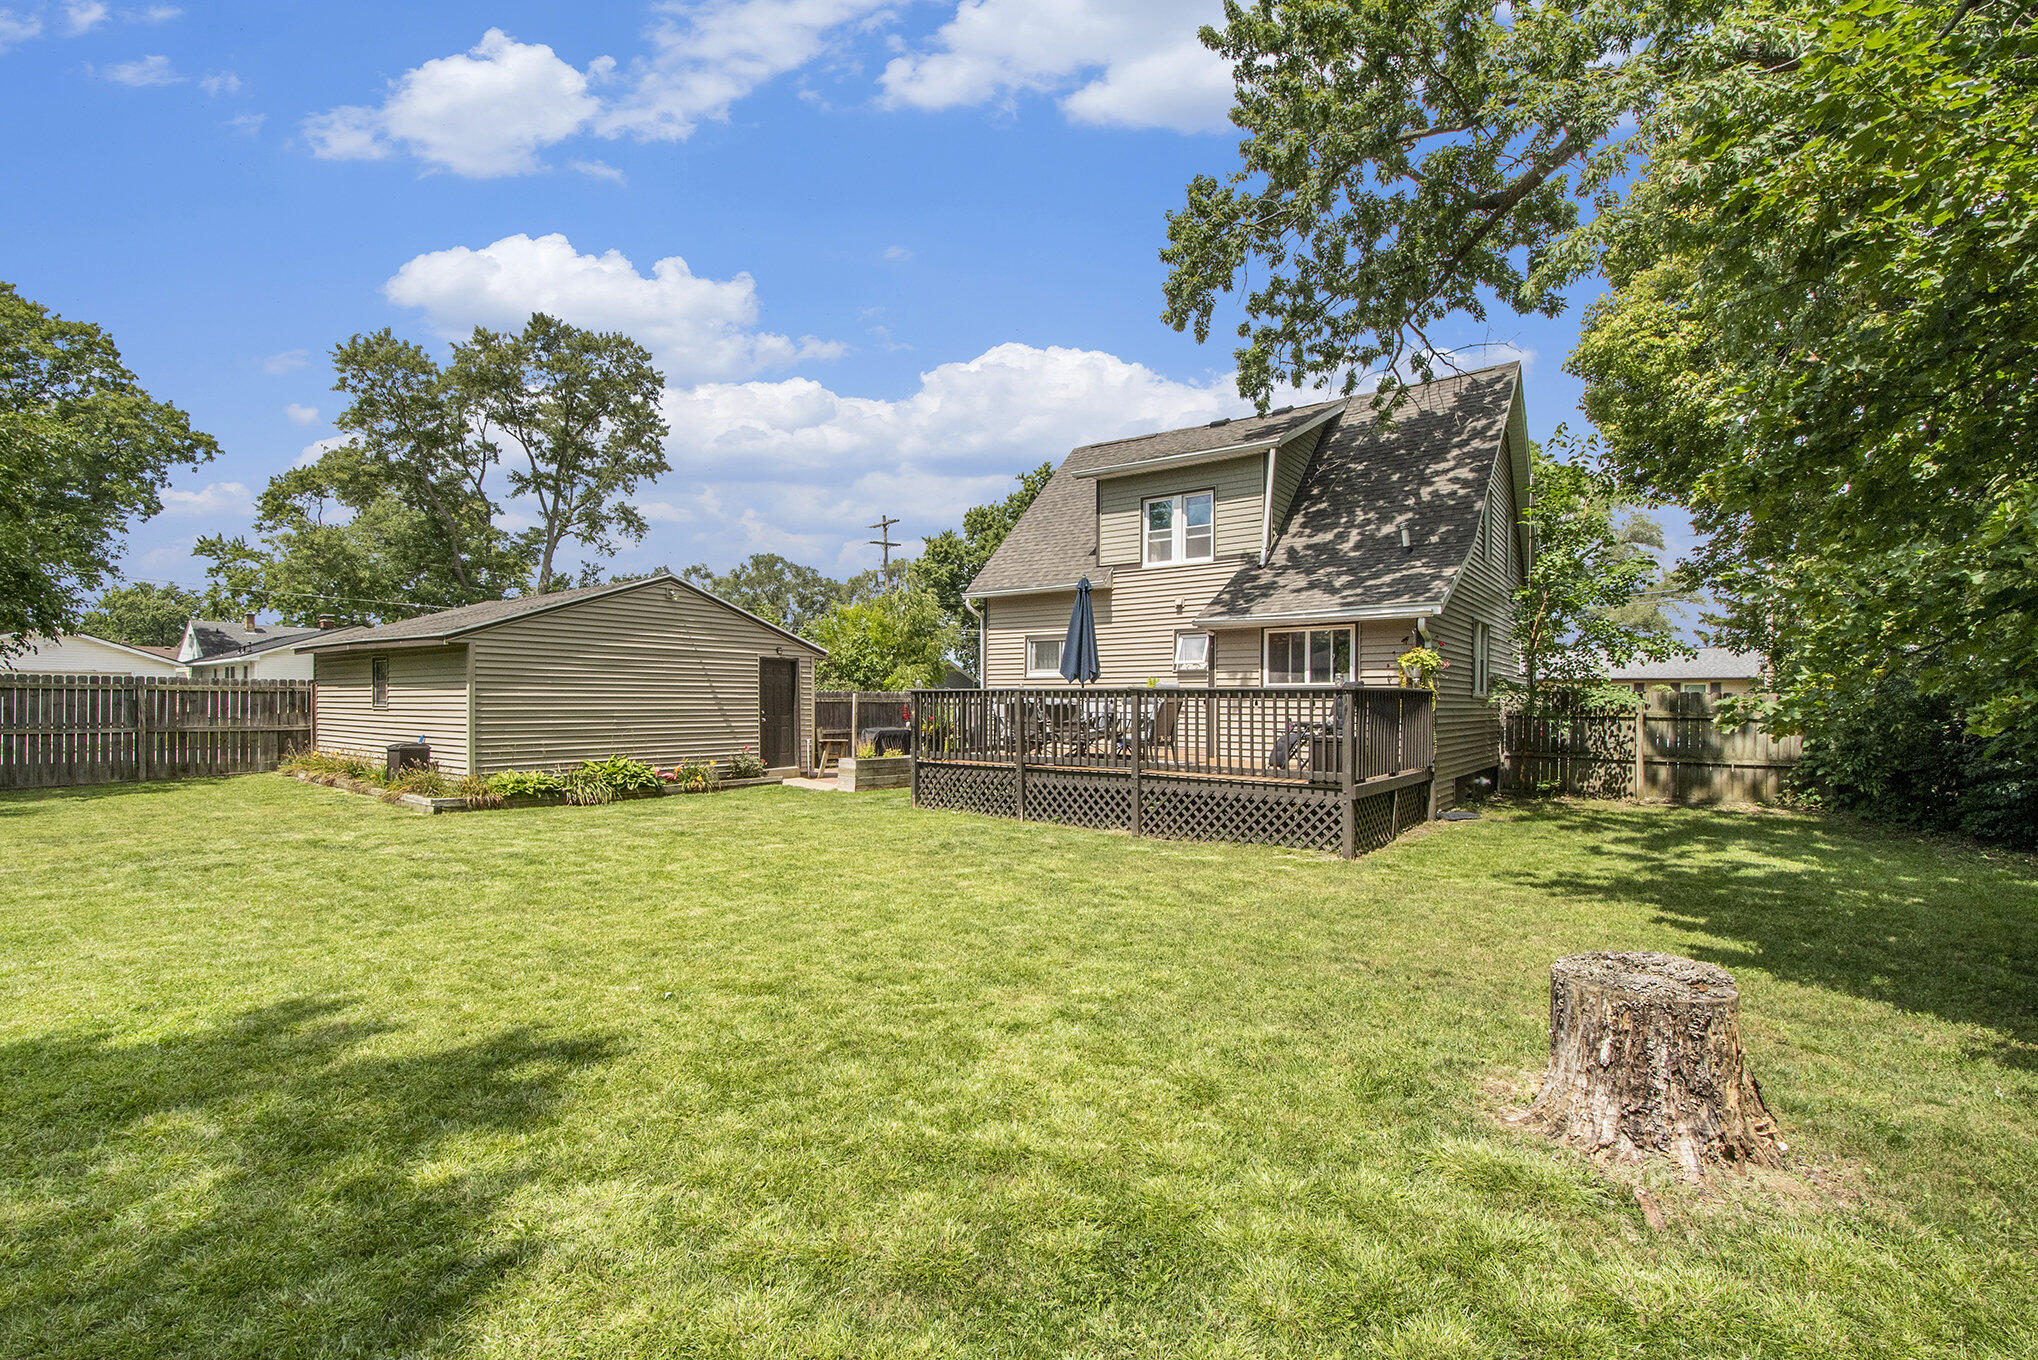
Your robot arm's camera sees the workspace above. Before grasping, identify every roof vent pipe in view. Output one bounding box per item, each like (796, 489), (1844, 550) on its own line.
(1400, 525), (1412, 552)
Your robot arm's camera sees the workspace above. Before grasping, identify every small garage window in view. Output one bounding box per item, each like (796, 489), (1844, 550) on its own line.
(371, 657), (389, 708)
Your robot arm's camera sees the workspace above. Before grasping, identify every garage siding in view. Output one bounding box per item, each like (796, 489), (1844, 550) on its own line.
(311, 647), (472, 776)
(467, 581), (820, 775)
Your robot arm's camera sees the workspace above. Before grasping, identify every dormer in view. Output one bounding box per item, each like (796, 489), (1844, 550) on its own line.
(1075, 402), (1343, 571)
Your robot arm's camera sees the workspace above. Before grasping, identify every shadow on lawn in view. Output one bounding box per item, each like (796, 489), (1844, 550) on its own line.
(0, 777), (253, 813)
(1493, 804), (2038, 1071)
(0, 997), (619, 1360)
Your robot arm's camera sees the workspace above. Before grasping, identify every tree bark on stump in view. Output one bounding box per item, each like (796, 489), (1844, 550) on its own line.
(1529, 951), (1784, 1178)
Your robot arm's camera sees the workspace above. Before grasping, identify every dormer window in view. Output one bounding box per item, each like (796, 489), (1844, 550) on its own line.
(1143, 490), (1214, 566)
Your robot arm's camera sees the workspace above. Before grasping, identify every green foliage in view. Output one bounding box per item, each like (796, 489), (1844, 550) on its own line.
(455, 774), (503, 810)
(680, 554), (850, 639)
(727, 747), (767, 781)
(814, 588), (956, 690)
(384, 768), (449, 800)
(1395, 647), (1442, 691)
(454, 313), (670, 594)
(1793, 672), (2037, 852)
(911, 462), (1053, 664)
(670, 757), (722, 793)
(578, 754), (660, 793)
(1503, 436), (1683, 726)
(278, 749), (381, 785)
(488, 769), (566, 799)
(79, 581), (201, 647)
(560, 768), (616, 807)
(1, 282), (220, 655)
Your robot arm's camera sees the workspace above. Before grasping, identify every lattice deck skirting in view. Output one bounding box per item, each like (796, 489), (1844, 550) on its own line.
(914, 759), (1431, 858)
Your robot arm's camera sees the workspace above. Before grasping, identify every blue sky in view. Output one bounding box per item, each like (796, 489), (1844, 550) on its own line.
(2, 0), (1648, 600)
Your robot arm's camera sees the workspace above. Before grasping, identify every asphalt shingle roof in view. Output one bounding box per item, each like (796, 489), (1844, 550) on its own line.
(185, 620), (324, 661)
(1607, 647), (1765, 682)
(967, 363), (1522, 621)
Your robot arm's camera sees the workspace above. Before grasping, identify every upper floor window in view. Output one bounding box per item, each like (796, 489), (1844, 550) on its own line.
(1143, 490), (1214, 566)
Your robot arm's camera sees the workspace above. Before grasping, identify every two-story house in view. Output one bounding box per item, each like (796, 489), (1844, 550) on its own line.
(964, 361), (1529, 814)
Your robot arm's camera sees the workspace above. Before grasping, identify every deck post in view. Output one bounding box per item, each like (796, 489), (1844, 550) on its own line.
(1009, 695), (1026, 821)
(1340, 689), (1357, 859)
(1128, 689), (1143, 839)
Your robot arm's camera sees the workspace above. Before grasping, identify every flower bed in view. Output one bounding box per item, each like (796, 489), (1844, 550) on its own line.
(281, 751), (781, 814)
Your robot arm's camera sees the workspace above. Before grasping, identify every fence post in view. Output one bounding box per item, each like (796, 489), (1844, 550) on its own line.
(1340, 689), (1357, 859)
(849, 692), (860, 757)
(1634, 702), (1648, 801)
(1009, 695), (1026, 821)
(1128, 689), (1143, 839)
(136, 677), (153, 783)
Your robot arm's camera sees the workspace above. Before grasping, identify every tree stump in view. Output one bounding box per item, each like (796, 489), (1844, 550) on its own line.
(1529, 951), (1784, 1178)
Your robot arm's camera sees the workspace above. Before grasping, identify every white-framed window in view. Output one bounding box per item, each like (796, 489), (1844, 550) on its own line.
(1473, 621), (1492, 697)
(1679, 682), (1707, 694)
(1479, 496), (1492, 562)
(370, 656), (389, 708)
(1264, 627), (1354, 686)
(1025, 636), (1065, 678)
(1142, 490), (1215, 566)
(1174, 631), (1212, 672)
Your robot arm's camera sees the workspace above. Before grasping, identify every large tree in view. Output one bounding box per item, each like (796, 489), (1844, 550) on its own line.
(454, 313), (669, 594)
(1505, 438), (1683, 726)
(79, 581), (202, 647)
(814, 589), (957, 691)
(681, 554), (851, 639)
(1, 282), (218, 656)
(1163, 0), (2038, 768)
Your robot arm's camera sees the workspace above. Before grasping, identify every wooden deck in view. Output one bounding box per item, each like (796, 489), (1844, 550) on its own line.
(911, 686), (1435, 858)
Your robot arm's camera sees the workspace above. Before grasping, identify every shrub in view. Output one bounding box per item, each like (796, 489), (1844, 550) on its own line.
(728, 746), (767, 780)
(855, 738), (879, 759)
(578, 754), (660, 793)
(672, 757), (721, 793)
(561, 767), (615, 806)
(456, 774), (503, 809)
(386, 767), (448, 798)
(489, 769), (566, 799)
(280, 750), (381, 784)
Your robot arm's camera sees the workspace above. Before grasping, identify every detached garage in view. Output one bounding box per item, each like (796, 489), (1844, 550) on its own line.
(302, 573), (823, 778)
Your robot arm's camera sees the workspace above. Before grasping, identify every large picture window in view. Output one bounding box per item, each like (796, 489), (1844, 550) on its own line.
(1264, 627), (1353, 686)
(1025, 636), (1065, 678)
(1142, 490), (1214, 566)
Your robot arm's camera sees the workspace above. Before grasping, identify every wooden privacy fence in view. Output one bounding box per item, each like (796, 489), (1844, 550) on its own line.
(912, 685), (1435, 858)
(0, 673), (313, 790)
(815, 690), (913, 766)
(1504, 692), (1801, 804)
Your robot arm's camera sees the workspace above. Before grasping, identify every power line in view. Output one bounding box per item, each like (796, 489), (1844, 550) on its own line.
(867, 515), (901, 589)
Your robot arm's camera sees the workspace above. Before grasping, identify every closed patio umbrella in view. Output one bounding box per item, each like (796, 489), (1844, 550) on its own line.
(1059, 576), (1100, 686)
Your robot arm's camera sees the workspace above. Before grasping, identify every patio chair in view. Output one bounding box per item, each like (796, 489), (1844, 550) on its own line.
(1145, 697), (1180, 756)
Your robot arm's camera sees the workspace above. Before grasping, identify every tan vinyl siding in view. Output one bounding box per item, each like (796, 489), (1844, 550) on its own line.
(1096, 453), (1265, 567)
(312, 646), (472, 776)
(467, 580), (819, 775)
(983, 556), (1249, 687)
(1430, 442), (1522, 812)
(1267, 422), (1329, 547)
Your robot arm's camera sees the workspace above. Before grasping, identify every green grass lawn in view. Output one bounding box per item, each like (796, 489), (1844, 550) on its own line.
(2, 777), (2034, 1359)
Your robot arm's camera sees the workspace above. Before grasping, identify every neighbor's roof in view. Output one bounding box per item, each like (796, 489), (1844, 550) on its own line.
(300, 572), (826, 656)
(966, 363), (1524, 621)
(184, 619), (322, 661)
(1607, 647), (1765, 682)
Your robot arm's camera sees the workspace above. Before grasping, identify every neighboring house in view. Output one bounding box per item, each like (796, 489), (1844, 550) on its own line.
(1, 633), (187, 676)
(177, 616), (324, 681)
(298, 573), (826, 778)
(1607, 647), (1766, 700)
(966, 361), (1529, 813)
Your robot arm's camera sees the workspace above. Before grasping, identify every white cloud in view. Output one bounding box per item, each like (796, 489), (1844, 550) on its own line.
(881, 244), (912, 262)
(569, 157), (626, 184)
(881, 0), (1232, 134)
(383, 232), (843, 384)
(303, 28), (608, 177)
(62, 1), (106, 35)
(285, 403), (319, 426)
(199, 70), (241, 96)
(135, 3), (177, 18)
(0, 9), (45, 52)
(224, 111), (264, 134)
(158, 481), (253, 517)
(96, 52), (182, 85)
(294, 436), (348, 467)
(260, 348), (308, 374)
(595, 0), (891, 142)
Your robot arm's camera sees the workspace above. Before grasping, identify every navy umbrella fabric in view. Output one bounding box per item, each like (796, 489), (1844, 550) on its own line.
(1058, 576), (1101, 686)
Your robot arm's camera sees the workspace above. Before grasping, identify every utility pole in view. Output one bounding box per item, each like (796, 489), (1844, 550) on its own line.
(868, 515), (901, 591)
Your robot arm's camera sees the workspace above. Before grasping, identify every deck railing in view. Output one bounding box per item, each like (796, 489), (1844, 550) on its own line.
(910, 685), (1435, 857)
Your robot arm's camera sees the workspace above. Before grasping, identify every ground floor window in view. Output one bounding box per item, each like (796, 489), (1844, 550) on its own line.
(1025, 636), (1065, 678)
(1473, 621), (1492, 697)
(1264, 627), (1353, 685)
(1174, 631), (1211, 671)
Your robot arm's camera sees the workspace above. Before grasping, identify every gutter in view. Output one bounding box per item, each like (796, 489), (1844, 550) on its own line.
(965, 572), (1113, 602)
(1192, 602), (1443, 628)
